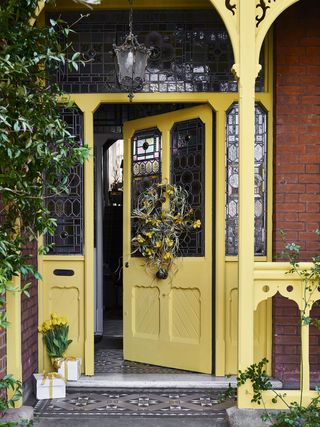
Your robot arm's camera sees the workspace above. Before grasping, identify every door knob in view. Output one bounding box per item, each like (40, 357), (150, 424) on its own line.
(125, 262), (129, 268)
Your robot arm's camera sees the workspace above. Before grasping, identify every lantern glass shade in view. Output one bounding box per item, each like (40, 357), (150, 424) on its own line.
(114, 44), (150, 92)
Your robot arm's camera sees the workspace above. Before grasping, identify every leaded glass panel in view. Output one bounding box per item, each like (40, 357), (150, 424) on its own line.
(131, 127), (162, 212)
(225, 103), (267, 256)
(47, 10), (265, 94)
(45, 108), (84, 254)
(171, 119), (205, 256)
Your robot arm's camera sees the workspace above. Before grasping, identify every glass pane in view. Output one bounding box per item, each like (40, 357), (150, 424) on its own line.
(47, 10), (264, 93)
(225, 103), (267, 256)
(171, 119), (205, 257)
(45, 108), (84, 254)
(131, 128), (162, 247)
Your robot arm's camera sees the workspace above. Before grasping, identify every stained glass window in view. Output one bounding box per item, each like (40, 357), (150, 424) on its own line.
(45, 108), (84, 254)
(47, 10), (265, 94)
(171, 119), (205, 256)
(225, 103), (267, 256)
(131, 128), (162, 208)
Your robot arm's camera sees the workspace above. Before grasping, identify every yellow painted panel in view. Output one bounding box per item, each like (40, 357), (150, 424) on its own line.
(169, 287), (201, 344)
(40, 259), (85, 372)
(123, 105), (212, 374)
(133, 286), (160, 338)
(225, 260), (272, 375)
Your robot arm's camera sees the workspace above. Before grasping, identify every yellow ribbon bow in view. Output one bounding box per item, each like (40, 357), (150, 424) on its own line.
(51, 355), (77, 380)
(41, 371), (66, 399)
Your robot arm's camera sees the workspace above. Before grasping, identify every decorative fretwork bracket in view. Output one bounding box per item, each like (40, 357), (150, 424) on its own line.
(256, 0), (277, 27)
(225, 0), (237, 15)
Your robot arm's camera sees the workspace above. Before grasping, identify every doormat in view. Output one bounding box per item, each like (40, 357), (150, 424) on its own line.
(34, 388), (233, 419)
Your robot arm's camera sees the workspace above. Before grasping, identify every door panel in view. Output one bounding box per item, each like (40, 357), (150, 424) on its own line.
(123, 105), (213, 374)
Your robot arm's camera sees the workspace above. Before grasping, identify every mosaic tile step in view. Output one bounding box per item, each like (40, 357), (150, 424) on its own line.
(34, 388), (232, 420)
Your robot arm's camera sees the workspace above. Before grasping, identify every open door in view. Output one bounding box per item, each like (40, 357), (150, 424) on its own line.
(123, 105), (213, 374)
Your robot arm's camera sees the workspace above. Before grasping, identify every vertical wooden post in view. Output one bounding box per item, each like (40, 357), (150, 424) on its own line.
(6, 276), (22, 407)
(83, 109), (95, 375)
(300, 310), (310, 393)
(237, 0), (257, 408)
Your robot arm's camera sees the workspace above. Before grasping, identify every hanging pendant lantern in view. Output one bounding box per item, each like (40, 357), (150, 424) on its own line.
(113, 0), (152, 101)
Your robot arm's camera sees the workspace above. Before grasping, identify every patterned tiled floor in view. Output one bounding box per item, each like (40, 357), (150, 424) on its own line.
(34, 388), (231, 420)
(95, 349), (191, 374)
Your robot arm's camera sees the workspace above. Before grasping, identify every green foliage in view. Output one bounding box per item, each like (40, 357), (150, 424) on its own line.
(0, 0), (90, 412)
(270, 394), (320, 427)
(0, 420), (32, 427)
(0, 0), (89, 316)
(237, 358), (273, 405)
(43, 325), (72, 358)
(39, 313), (72, 358)
(0, 375), (22, 412)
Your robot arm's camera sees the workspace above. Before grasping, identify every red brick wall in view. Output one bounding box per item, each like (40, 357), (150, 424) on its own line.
(21, 240), (38, 386)
(273, 0), (320, 386)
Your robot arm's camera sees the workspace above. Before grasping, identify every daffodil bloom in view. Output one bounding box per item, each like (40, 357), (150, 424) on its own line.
(136, 234), (145, 244)
(155, 240), (162, 248)
(166, 239), (174, 247)
(144, 231), (154, 238)
(145, 248), (155, 257)
(163, 252), (172, 260)
(193, 219), (201, 229)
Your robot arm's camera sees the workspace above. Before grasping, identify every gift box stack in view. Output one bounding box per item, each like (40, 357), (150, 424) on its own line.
(34, 357), (81, 400)
(35, 313), (81, 399)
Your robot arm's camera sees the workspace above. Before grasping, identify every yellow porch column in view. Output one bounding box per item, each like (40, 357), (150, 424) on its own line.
(237, 0), (257, 408)
(6, 276), (22, 407)
(83, 109), (95, 375)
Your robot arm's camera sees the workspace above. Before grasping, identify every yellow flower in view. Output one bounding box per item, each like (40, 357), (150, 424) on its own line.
(166, 239), (174, 248)
(145, 248), (155, 257)
(136, 234), (145, 244)
(193, 220), (201, 229)
(174, 214), (183, 224)
(163, 252), (172, 260)
(60, 316), (68, 325)
(155, 240), (162, 248)
(51, 312), (58, 320)
(166, 185), (174, 196)
(144, 231), (154, 238)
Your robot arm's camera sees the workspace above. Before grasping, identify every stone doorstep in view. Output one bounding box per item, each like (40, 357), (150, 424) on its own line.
(227, 406), (286, 427)
(66, 374), (283, 390)
(1, 405), (33, 423)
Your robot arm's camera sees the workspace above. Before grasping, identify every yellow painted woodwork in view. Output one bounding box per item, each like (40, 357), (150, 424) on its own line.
(38, 88), (273, 379)
(6, 276), (22, 408)
(83, 110), (95, 376)
(236, 0), (257, 408)
(34, 0), (304, 409)
(40, 258), (85, 372)
(123, 105), (213, 373)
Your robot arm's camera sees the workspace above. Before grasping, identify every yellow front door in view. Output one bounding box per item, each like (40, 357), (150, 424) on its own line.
(123, 105), (213, 374)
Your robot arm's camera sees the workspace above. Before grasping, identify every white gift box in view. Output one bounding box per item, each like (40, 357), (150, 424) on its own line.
(57, 358), (81, 381)
(34, 373), (66, 400)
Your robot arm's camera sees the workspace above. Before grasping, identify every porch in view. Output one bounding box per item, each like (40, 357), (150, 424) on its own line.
(4, 0), (320, 414)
